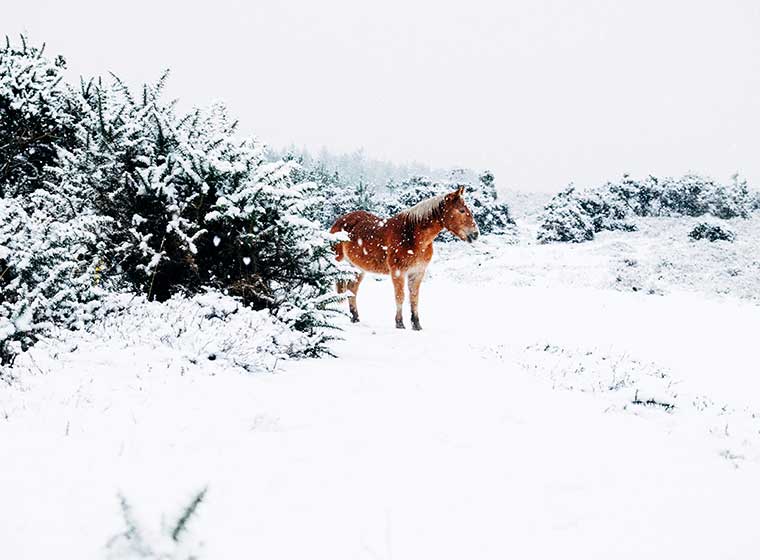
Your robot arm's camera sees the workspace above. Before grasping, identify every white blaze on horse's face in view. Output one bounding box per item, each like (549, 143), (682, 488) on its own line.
(443, 187), (480, 243)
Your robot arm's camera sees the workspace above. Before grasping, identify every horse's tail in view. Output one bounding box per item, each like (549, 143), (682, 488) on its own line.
(329, 221), (347, 262)
(329, 223), (348, 293)
(333, 240), (346, 262)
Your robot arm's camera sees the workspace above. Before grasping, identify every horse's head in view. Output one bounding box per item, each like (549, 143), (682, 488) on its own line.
(442, 186), (479, 242)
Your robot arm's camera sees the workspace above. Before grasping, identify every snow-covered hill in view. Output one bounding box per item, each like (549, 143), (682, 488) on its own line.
(2, 217), (760, 559)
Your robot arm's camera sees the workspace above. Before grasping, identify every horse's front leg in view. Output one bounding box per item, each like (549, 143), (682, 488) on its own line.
(407, 268), (426, 331)
(391, 271), (406, 329)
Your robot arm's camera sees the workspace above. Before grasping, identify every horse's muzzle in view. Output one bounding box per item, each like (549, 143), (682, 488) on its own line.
(466, 231), (479, 243)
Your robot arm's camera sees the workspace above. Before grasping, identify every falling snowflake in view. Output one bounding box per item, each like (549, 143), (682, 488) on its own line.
(213, 236), (221, 247)
(243, 257), (251, 266)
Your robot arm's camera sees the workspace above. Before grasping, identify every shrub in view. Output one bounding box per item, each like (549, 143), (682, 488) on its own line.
(377, 172), (514, 239)
(537, 187), (596, 243)
(0, 194), (107, 366)
(538, 173), (754, 244)
(467, 170), (514, 235)
(1, 38), (348, 365)
(0, 36), (82, 198)
(90, 291), (324, 369)
(53, 76), (346, 350)
(381, 175), (443, 217)
(689, 222), (736, 242)
(289, 158), (378, 228)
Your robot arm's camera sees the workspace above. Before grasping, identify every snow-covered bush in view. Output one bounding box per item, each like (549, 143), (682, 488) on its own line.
(53, 75), (345, 350)
(0, 194), (107, 365)
(90, 292), (322, 368)
(279, 152), (514, 236)
(465, 170), (514, 235)
(699, 175), (752, 219)
(539, 174), (754, 244)
(0, 36), (82, 198)
(0, 38), (347, 365)
(689, 222), (736, 242)
(380, 175), (443, 217)
(537, 187), (597, 244)
(656, 174), (749, 218)
(288, 158), (378, 227)
(378, 172), (514, 238)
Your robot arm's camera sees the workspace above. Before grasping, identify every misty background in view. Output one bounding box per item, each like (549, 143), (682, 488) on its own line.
(6, 0), (760, 192)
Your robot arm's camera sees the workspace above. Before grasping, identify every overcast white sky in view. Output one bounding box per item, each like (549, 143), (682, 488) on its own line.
(6, 0), (760, 191)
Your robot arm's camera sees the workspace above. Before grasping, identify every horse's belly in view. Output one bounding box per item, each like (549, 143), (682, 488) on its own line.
(344, 243), (389, 274)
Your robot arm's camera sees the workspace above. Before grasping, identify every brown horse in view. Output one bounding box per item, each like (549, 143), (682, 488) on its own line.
(330, 186), (479, 330)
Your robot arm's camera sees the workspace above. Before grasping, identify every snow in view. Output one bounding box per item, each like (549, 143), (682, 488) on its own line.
(2, 216), (760, 558)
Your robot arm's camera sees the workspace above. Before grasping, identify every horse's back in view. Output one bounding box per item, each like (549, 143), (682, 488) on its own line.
(330, 210), (383, 235)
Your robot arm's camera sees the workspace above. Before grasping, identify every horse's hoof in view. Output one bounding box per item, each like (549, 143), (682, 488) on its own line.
(396, 322), (405, 329)
(351, 315), (360, 323)
(412, 323), (422, 331)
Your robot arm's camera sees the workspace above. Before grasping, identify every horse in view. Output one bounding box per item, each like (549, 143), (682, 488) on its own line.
(329, 186), (479, 330)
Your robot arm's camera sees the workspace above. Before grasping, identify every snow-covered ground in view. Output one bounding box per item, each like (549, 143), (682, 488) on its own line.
(2, 216), (760, 559)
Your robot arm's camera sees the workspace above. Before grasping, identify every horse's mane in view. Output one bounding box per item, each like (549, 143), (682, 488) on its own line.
(397, 194), (446, 225)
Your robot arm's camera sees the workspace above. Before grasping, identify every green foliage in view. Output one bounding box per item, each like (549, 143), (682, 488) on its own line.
(0, 35), (82, 198)
(539, 173), (755, 244)
(689, 222), (736, 242)
(0, 195), (107, 365)
(1, 37), (348, 364)
(537, 187), (596, 244)
(468, 170), (514, 235)
(289, 158), (379, 228)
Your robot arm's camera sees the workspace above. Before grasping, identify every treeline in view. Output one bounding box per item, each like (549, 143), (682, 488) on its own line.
(287, 156), (515, 236)
(270, 145), (480, 189)
(537, 173), (759, 244)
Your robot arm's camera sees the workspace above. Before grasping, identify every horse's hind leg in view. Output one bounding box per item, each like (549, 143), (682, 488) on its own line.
(391, 272), (406, 329)
(347, 272), (365, 323)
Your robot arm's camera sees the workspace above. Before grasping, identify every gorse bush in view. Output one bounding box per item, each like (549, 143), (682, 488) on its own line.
(1, 36), (347, 365)
(467, 171), (514, 235)
(689, 222), (736, 242)
(287, 154), (514, 237)
(288, 157), (379, 228)
(381, 175), (443, 217)
(538, 173), (756, 244)
(0, 38), (107, 366)
(0, 195), (107, 365)
(536, 187), (596, 244)
(0, 36), (81, 198)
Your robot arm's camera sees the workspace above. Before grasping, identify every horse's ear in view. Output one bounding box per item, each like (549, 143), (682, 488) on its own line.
(456, 186), (465, 197)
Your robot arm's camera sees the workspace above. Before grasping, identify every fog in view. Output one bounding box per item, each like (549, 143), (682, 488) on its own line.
(6, 0), (760, 190)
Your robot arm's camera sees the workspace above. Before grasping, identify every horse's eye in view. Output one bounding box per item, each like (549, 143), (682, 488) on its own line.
(459, 209), (466, 214)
